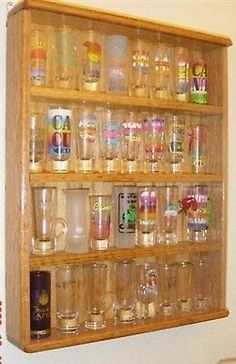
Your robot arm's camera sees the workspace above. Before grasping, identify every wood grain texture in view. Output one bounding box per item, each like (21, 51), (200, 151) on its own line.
(23, 309), (229, 352)
(30, 241), (221, 268)
(6, 10), (31, 348)
(30, 172), (223, 183)
(8, 0), (232, 47)
(31, 86), (224, 115)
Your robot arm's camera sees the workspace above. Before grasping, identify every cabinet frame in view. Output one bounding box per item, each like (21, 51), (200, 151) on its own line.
(6, 0), (231, 352)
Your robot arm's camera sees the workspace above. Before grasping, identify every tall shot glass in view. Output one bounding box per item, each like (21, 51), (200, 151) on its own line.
(188, 124), (207, 174)
(158, 263), (176, 316)
(76, 105), (98, 172)
(181, 185), (213, 241)
(83, 263), (108, 330)
(121, 112), (142, 173)
(176, 261), (192, 312)
(54, 26), (77, 89)
(115, 260), (136, 323)
(56, 265), (79, 333)
(89, 195), (112, 250)
(98, 107), (122, 172)
(151, 43), (171, 100)
(47, 107), (72, 172)
(136, 262), (158, 319)
(32, 187), (67, 255)
(137, 187), (157, 246)
(157, 185), (179, 245)
(130, 38), (150, 97)
(142, 113), (165, 172)
(29, 111), (45, 172)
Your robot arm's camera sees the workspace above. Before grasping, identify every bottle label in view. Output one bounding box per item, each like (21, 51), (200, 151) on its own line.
(48, 109), (71, 160)
(182, 192), (212, 230)
(102, 121), (120, 148)
(123, 122), (142, 142)
(118, 192), (137, 233)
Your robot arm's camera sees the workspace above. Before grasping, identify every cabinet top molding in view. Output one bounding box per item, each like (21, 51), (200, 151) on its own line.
(9, 0), (232, 47)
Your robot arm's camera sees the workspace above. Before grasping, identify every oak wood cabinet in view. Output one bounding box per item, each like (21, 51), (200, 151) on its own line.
(6, 0), (231, 352)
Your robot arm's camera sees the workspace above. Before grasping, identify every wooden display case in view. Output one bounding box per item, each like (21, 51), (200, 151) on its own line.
(6, 0), (231, 352)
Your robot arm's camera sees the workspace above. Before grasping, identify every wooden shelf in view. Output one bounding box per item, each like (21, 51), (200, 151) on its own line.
(30, 172), (223, 184)
(22, 309), (229, 353)
(31, 86), (224, 115)
(30, 241), (221, 268)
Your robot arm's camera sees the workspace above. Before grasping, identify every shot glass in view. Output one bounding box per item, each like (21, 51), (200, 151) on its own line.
(64, 188), (89, 253)
(130, 38), (150, 97)
(47, 107), (72, 172)
(89, 195), (112, 250)
(76, 105), (98, 172)
(30, 270), (51, 339)
(113, 185), (137, 248)
(83, 263), (107, 329)
(166, 113), (186, 173)
(137, 187), (157, 246)
(190, 51), (208, 104)
(54, 26), (77, 89)
(56, 265), (79, 333)
(121, 111), (142, 173)
(157, 185), (179, 245)
(172, 46), (189, 102)
(105, 34), (129, 95)
(151, 43), (171, 100)
(142, 112), (165, 172)
(181, 185), (212, 241)
(135, 262), (158, 319)
(158, 263), (176, 316)
(192, 259), (211, 311)
(98, 107), (122, 172)
(80, 30), (103, 92)
(115, 260), (136, 323)
(176, 261), (192, 312)
(188, 124), (207, 174)
(32, 187), (67, 255)
(30, 27), (47, 86)
(29, 111), (45, 172)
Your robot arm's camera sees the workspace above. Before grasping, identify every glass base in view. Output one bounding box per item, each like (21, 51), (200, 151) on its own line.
(85, 311), (105, 330)
(90, 239), (109, 250)
(57, 314), (79, 333)
(138, 231), (155, 247)
(144, 161), (161, 173)
(51, 160), (69, 173)
(188, 229), (207, 242)
(130, 85), (148, 97)
(122, 160), (138, 173)
(175, 93), (188, 102)
(102, 158), (119, 173)
(30, 160), (43, 173)
(136, 301), (156, 319)
(32, 239), (54, 255)
(159, 231), (178, 245)
(178, 299), (192, 312)
(55, 77), (73, 89)
(78, 159), (94, 172)
(31, 328), (50, 339)
(159, 303), (174, 316)
(151, 88), (168, 100)
(116, 306), (135, 323)
(170, 162), (182, 173)
(194, 297), (209, 311)
(82, 81), (98, 92)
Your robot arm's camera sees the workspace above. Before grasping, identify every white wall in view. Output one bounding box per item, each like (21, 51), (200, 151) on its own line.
(1, 1), (236, 363)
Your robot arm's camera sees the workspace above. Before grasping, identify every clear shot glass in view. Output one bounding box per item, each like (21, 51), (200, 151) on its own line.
(135, 262), (158, 319)
(157, 185), (179, 245)
(83, 263), (108, 330)
(176, 261), (192, 312)
(89, 195), (112, 250)
(56, 265), (79, 333)
(115, 260), (136, 324)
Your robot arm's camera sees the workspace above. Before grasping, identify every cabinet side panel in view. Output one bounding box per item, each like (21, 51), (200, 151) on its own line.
(6, 10), (31, 348)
